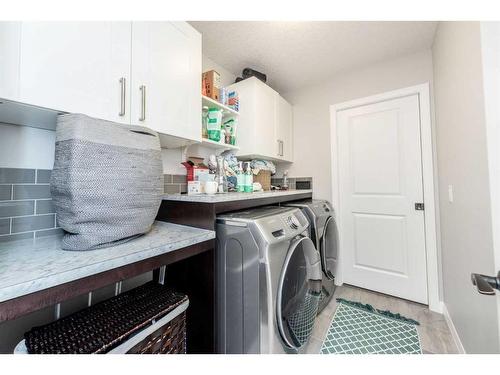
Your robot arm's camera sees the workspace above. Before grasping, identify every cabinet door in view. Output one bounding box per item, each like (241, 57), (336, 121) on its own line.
(276, 95), (294, 162)
(18, 22), (131, 123)
(253, 80), (278, 158)
(131, 22), (201, 143)
(0, 22), (21, 100)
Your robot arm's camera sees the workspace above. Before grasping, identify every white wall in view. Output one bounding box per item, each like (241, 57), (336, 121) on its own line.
(0, 123), (55, 169)
(433, 21), (499, 353)
(202, 55), (237, 87)
(481, 22), (500, 347)
(280, 50), (434, 202)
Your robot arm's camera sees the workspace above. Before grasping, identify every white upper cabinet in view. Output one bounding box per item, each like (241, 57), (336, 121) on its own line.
(254, 79), (279, 158)
(0, 21), (202, 147)
(0, 22), (21, 100)
(18, 22), (132, 124)
(227, 77), (276, 159)
(131, 22), (201, 144)
(275, 94), (293, 162)
(227, 77), (294, 162)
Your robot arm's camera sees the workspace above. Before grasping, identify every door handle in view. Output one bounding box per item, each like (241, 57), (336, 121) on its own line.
(277, 140), (283, 156)
(471, 272), (500, 295)
(139, 85), (146, 122)
(119, 77), (126, 117)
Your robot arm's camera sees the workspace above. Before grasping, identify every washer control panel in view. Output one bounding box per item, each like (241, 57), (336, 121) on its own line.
(255, 209), (310, 244)
(285, 215), (300, 230)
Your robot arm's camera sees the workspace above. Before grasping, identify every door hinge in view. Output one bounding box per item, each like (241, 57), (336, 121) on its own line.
(415, 203), (425, 211)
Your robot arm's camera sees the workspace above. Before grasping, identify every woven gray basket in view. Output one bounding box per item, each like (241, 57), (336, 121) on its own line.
(51, 114), (163, 251)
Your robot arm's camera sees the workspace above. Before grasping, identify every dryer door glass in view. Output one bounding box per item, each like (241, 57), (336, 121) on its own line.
(321, 216), (338, 280)
(276, 236), (322, 350)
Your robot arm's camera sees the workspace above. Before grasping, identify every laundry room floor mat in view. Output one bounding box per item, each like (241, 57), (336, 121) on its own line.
(320, 298), (422, 354)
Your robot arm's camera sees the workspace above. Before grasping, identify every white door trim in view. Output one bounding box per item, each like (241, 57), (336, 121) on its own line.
(330, 83), (442, 313)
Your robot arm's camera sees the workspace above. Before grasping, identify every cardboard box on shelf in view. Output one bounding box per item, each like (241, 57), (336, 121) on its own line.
(182, 157), (210, 182)
(188, 181), (202, 195)
(227, 91), (239, 111)
(202, 70), (221, 101)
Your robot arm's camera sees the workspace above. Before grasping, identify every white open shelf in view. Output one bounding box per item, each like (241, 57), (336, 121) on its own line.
(201, 138), (239, 151)
(202, 95), (239, 116)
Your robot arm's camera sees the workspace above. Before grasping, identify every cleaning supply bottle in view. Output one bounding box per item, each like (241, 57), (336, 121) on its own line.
(283, 170), (289, 190)
(244, 162), (253, 193)
(236, 161), (245, 192)
(215, 156), (228, 193)
(207, 108), (222, 142)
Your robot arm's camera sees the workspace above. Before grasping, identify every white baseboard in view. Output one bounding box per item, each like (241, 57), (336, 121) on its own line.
(429, 300), (444, 314)
(442, 303), (466, 354)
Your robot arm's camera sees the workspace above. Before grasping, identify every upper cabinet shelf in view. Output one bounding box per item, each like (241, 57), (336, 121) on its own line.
(202, 95), (239, 117)
(201, 137), (239, 151)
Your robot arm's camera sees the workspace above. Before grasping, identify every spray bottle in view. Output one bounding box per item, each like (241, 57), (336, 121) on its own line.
(244, 162), (253, 193)
(236, 161), (245, 192)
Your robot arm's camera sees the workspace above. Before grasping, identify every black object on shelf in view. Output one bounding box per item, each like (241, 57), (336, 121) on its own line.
(23, 282), (188, 354)
(296, 180), (312, 190)
(242, 68), (267, 83)
(235, 76), (245, 83)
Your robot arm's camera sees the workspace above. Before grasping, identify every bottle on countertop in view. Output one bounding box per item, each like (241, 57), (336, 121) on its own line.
(282, 170), (289, 191)
(215, 156), (228, 193)
(220, 128), (226, 144)
(236, 161), (245, 193)
(244, 162), (253, 193)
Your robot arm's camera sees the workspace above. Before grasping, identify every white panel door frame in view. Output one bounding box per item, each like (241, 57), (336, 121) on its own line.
(330, 83), (441, 313)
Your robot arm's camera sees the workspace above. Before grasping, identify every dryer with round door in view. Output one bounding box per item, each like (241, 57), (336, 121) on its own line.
(216, 206), (322, 353)
(284, 200), (338, 313)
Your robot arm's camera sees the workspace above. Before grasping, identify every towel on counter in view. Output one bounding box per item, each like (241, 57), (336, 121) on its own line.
(250, 159), (276, 175)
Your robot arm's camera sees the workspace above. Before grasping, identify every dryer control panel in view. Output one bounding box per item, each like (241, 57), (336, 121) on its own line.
(254, 209), (310, 244)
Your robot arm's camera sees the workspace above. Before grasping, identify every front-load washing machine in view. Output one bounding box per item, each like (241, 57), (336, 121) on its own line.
(283, 200), (338, 313)
(216, 206), (322, 354)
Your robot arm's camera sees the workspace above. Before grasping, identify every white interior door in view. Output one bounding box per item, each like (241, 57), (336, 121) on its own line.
(336, 94), (428, 304)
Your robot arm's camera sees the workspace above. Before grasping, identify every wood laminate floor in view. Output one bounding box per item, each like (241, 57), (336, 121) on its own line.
(305, 284), (459, 354)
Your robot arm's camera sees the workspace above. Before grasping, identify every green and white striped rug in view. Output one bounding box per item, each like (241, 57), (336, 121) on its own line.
(320, 299), (422, 354)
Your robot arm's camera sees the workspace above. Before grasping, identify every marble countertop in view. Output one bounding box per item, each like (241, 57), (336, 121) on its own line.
(0, 221), (215, 303)
(162, 189), (313, 203)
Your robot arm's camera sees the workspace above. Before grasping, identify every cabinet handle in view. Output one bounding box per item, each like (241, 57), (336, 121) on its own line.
(281, 140), (284, 156)
(119, 77), (126, 117)
(139, 85), (146, 121)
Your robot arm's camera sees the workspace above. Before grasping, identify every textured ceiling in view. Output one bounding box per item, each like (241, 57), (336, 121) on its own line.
(189, 21), (438, 93)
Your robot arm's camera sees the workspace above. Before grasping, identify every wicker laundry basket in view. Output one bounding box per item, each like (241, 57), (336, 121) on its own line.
(21, 282), (188, 354)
